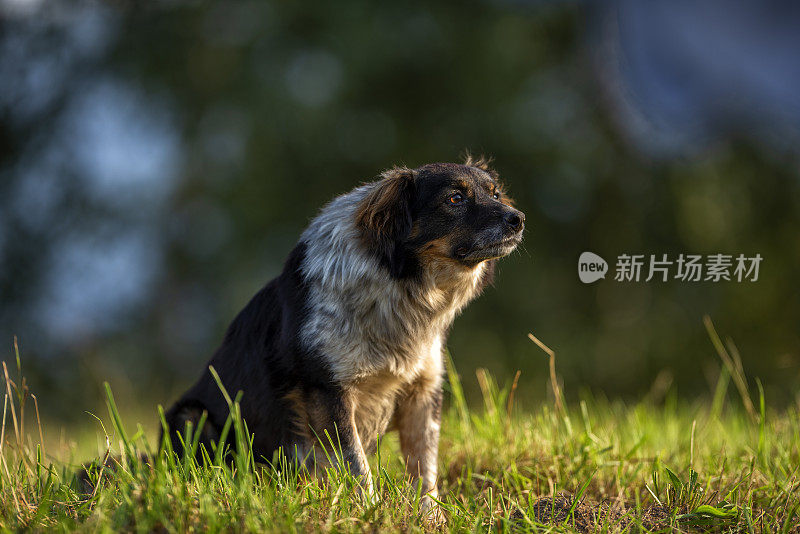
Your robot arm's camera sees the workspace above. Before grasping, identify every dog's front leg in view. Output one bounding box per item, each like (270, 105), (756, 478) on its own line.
(308, 387), (374, 497)
(395, 377), (443, 519)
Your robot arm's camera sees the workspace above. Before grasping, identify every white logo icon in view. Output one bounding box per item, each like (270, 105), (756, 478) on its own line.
(578, 252), (608, 284)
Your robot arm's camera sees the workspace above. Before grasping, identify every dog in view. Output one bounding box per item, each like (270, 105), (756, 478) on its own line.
(163, 157), (525, 510)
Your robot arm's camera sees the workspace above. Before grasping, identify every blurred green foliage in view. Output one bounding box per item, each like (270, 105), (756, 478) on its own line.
(1, 1), (798, 417)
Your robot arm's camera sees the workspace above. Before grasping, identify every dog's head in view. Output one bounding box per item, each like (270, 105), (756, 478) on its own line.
(355, 157), (525, 279)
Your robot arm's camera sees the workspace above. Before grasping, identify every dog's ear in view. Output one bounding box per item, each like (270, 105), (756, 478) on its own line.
(355, 166), (416, 277)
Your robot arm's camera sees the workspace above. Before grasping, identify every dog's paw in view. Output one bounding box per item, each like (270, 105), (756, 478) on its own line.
(420, 493), (446, 527)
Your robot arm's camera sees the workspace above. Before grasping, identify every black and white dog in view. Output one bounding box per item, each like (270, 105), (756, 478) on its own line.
(163, 157), (524, 508)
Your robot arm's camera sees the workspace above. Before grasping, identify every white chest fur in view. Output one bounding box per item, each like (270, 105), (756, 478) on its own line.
(349, 335), (443, 450)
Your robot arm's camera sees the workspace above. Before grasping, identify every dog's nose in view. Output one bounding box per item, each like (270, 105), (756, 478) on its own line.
(503, 210), (525, 232)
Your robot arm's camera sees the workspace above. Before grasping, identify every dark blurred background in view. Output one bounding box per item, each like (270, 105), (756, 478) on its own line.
(1, 0), (799, 420)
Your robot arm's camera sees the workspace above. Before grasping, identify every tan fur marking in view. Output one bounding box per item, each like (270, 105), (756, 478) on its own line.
(354, 166), (413, 234)
(418, 238), (486, 293)
(418, 237), (456, 261)
(284, 388), (311, 442)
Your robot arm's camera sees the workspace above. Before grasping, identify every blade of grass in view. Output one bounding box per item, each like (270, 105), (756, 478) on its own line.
(528, 332), (563, 414)
(103, 382), (134, 461)
(704, 316), (756, 422)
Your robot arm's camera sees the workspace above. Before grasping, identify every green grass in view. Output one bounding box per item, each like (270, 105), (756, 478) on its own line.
(1, 322), (799, 533)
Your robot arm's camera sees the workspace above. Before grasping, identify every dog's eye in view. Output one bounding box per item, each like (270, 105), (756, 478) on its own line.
(492, 191), (501, 200)
(449, 193), (465, 205)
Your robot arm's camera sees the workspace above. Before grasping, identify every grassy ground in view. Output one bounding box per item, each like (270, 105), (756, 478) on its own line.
(1, 325), (799, 532)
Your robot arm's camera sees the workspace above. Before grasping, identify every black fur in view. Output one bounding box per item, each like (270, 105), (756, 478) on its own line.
(162, 242), (329, 462)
